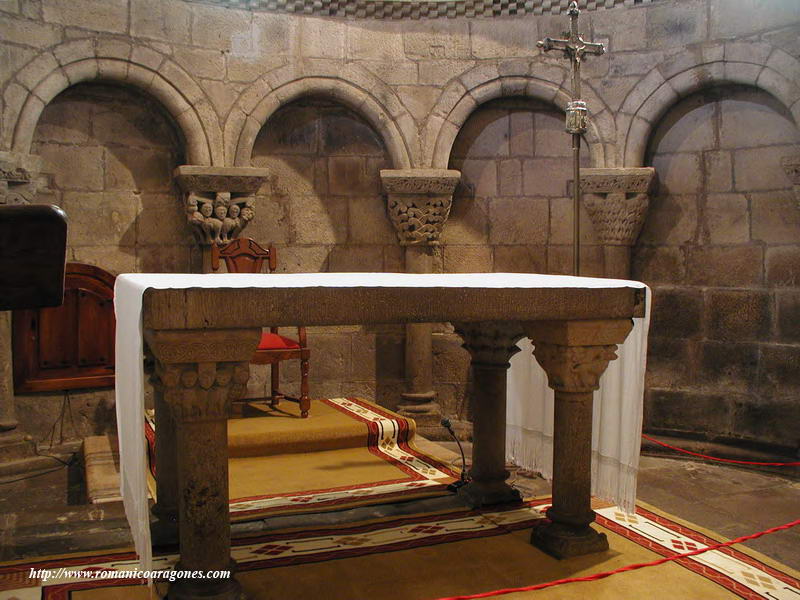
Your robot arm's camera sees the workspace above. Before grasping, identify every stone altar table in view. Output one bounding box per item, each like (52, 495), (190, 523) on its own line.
(115, 272), (646, 600)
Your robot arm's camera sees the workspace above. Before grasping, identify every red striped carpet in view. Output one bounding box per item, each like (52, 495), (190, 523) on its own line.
(2, 499), (798, 600)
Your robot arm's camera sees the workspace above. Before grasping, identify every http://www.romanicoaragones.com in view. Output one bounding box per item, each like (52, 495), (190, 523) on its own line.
(29, 568), (231, 583)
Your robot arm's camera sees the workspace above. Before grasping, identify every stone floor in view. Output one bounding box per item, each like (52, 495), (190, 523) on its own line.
(0, 441), (798, 575)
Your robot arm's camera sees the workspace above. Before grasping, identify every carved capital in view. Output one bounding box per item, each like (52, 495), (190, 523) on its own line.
(580, 167), (656, 246)
(782, 155), (800, 209)
(174, 166), (271, 195)
(0, 152), (42, 206)
(144, 328), (260, 421)
(186, 191), (255, 247)
(453, 321), (524, 366)
(381, 169), (460, 246)
(580, 168), (655, 195)
(144, 329), (261, 364)
(531, 342), (619, 393)
(524, 319), (633, 393)
(153, 360), (250, 422)
(174, 166), (269, 247)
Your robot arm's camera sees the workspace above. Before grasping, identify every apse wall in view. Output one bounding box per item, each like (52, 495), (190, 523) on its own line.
(637, 85), (800, 452)
(15, 83), (189, 440)
(248, 98), (404, 405)
(1, 0), (798, 454)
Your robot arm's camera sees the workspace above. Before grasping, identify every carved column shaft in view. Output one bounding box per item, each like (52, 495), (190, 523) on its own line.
(381, 169), (460, 438)
(452, 321), (524, 507)
(525, 318), (633, 559)
(581, 168), (656, 279)
(144, 328), (259, 600)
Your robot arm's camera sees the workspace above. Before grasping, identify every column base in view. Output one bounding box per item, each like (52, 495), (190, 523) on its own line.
(0, 419), (19, 432)
(151, 504), (179, 547)
(457, 479), (521, 508)
(0, 432), (35, 462)
(399, 391), (437, 404)
(168, 561), (243, 600)
(167, 577), (243, 600)
(397, 399), (445, 440)
(531, 521), (609, 559)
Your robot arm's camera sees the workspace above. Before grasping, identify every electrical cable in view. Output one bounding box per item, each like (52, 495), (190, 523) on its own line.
(441, 418), (469, 490)
(0, 464), (67, 485)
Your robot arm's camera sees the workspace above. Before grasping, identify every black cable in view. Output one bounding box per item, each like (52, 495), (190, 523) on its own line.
(441, 418), (470, 491)
(35, 448), (75, 467)
(31, 390), (79, 467)
(0, 464), (67, 485)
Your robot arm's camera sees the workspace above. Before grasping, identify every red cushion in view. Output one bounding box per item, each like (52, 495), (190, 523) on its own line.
(258, 331), (301, 351)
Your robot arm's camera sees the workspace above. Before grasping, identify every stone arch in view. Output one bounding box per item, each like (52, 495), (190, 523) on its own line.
(5, 39), (220, 165)
(620, 41), (800, 167)
(426, 61), (616, 169)
(226, 63), (413, 168)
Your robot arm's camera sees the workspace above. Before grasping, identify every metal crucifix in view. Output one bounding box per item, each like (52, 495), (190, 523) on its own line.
(538, 1), (605, 276)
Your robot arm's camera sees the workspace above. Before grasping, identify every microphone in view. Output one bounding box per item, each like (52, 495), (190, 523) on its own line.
(441, 418), (469, 490)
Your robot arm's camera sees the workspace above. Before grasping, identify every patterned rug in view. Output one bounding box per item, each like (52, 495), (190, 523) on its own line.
(145, 397), (461, 521)
(2, 499), (797, 599)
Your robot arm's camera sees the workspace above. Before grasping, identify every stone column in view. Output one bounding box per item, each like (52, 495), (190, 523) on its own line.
(0, 313), (16, 435)
(782, 155), (800, 209)
(452, 321), (524, 507)
(173, 166), (270, 273)
(380, 169), (460, 438)
(149, 365), (179, 544)
(144, 328), (260, 600)
(581, 168), (656, 279)
(524, 318), (633, 558)
(0, 152), (42, 459)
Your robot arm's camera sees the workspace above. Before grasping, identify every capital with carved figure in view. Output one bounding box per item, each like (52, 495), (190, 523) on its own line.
(174, 165), (269, 249)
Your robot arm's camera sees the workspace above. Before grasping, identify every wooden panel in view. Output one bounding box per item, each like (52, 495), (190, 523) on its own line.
(13, 263), (116, 393)
(37, 289), (77, 371)
(77, 288), (115, 368)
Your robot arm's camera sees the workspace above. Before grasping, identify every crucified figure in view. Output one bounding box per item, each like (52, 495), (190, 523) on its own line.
(538, 1), (605, 276)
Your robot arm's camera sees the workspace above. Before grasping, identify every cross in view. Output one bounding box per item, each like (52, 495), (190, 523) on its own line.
(538, 1), (605, 275)
(538, 1), (605, 102)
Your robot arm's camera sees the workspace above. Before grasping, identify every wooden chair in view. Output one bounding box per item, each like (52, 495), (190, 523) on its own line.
(211, 238), (311, 418)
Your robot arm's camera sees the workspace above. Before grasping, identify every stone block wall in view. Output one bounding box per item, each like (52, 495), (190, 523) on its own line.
(16, 82), (190, 441)
(638, 85), (800, 451)
(31, 84), (192, 274)
(447, 97), (594, 275)
(0, 0), (798, 451)
(246, 98), (405, 405)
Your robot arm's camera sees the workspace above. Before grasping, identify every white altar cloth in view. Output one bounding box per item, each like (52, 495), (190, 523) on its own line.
(507, 285), (650, 514)
(114, 272), (647, 568)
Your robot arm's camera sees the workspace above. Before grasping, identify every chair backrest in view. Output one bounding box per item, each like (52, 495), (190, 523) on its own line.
(211, 238), (277, 274)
